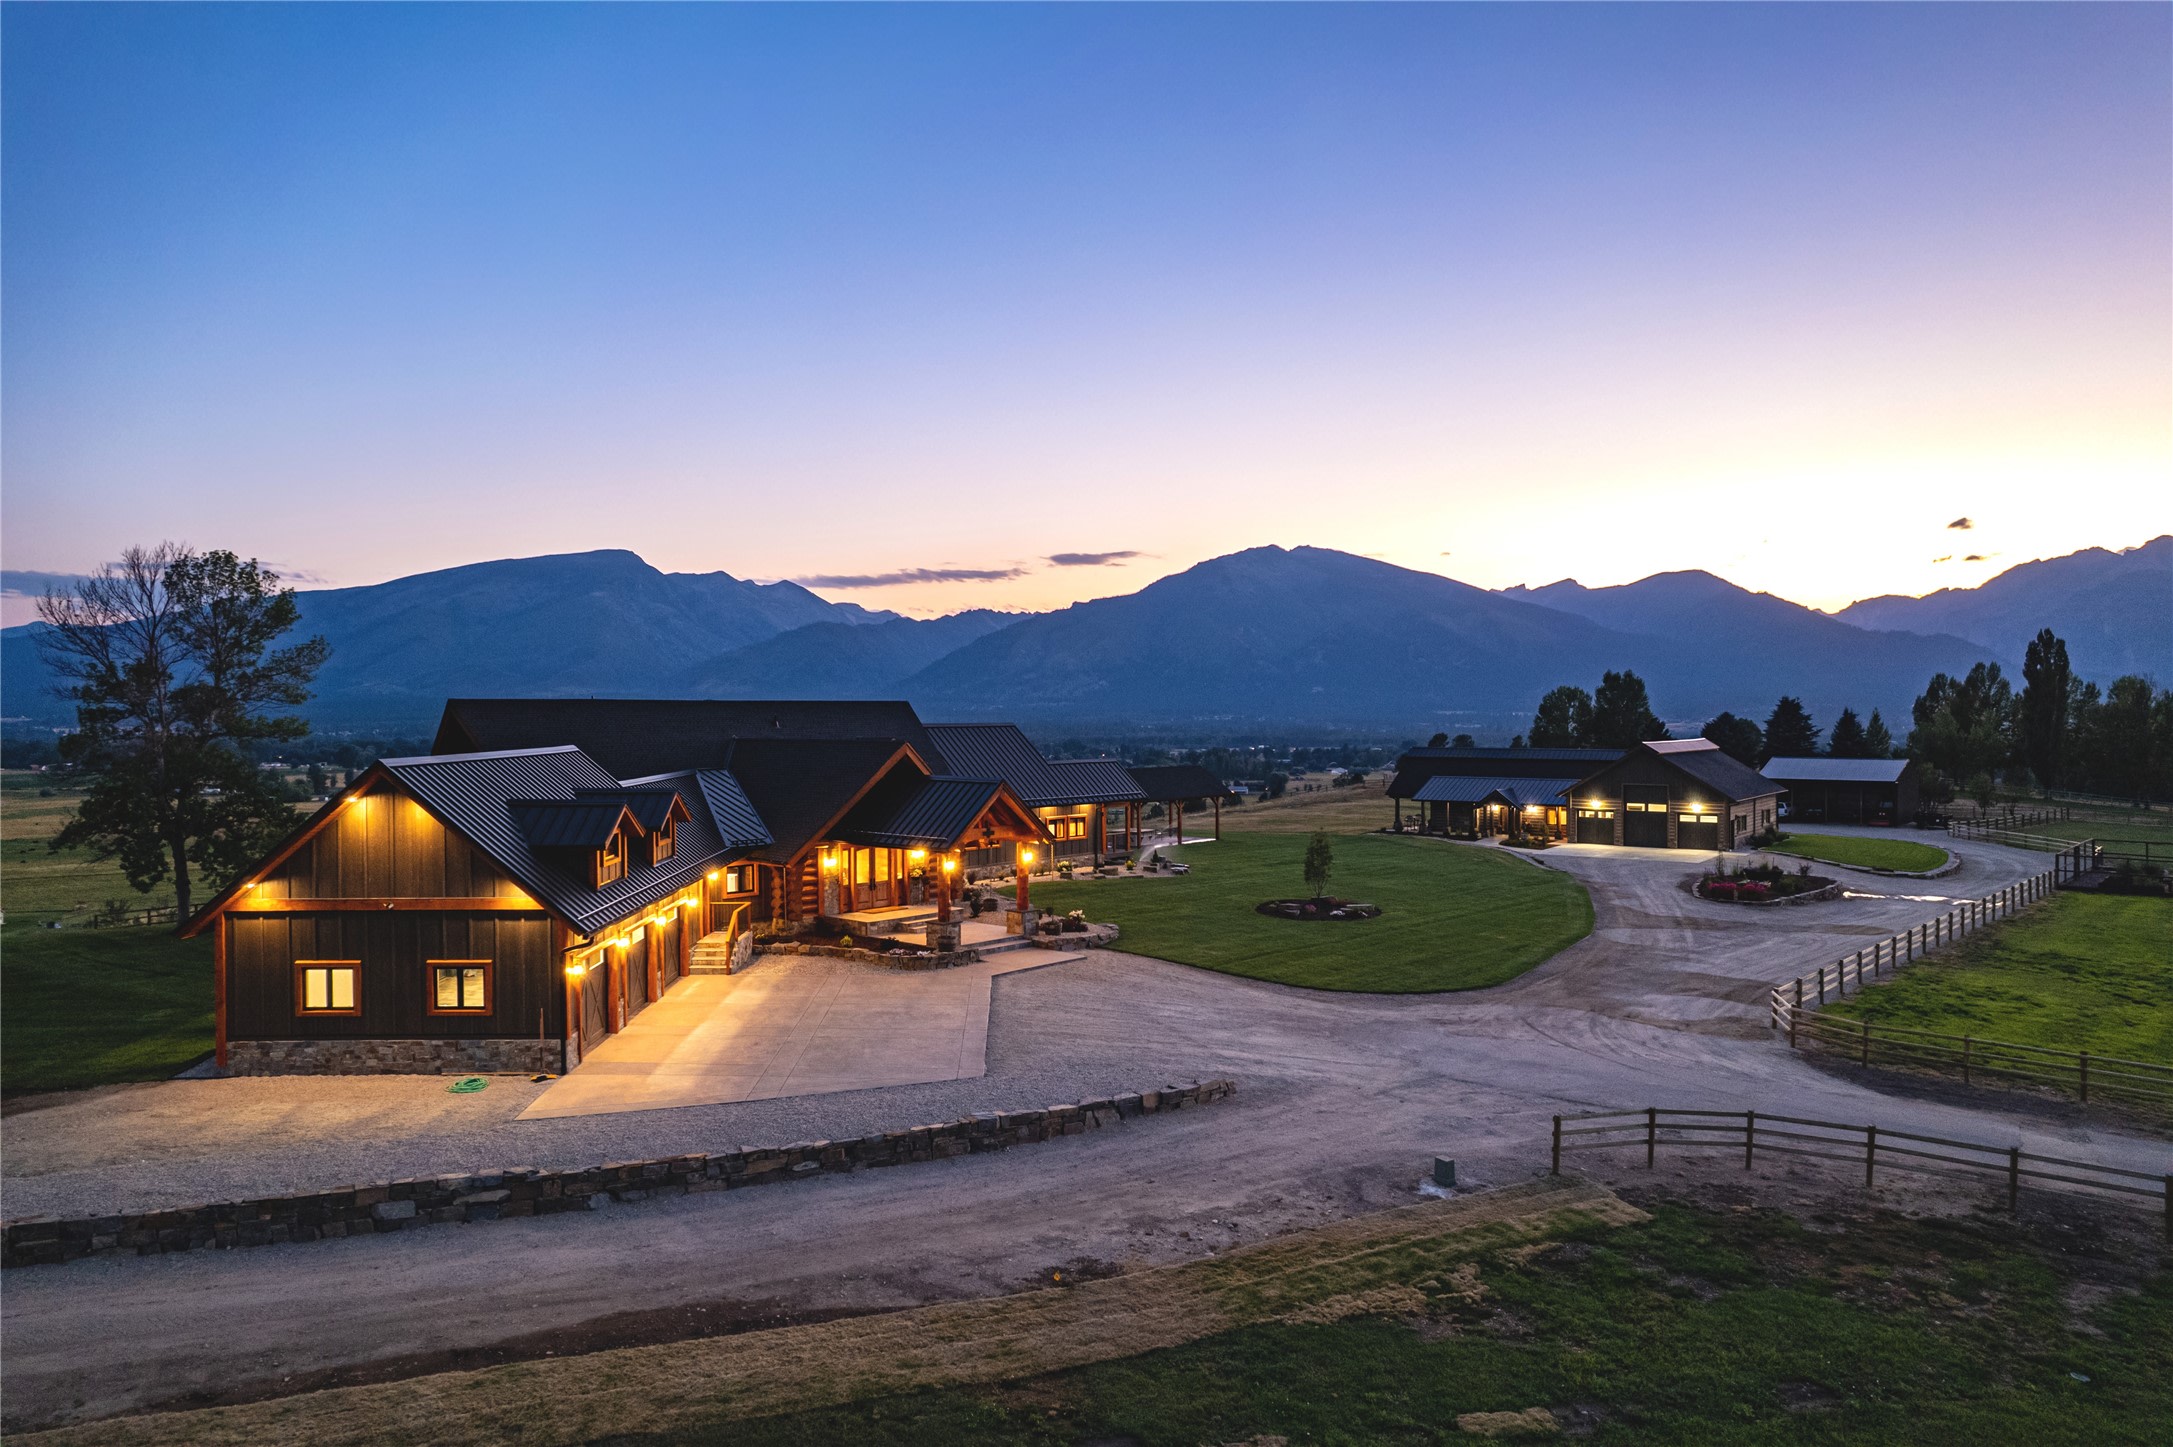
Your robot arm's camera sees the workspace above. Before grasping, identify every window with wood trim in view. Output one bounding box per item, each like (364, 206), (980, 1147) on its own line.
(1049, 814), (1088, 840)
(650, 820), (675, 865)
(596, 831), (626, 886)
(725, 864), (752, 894)
(295, 961), (360, 1015)
(430, 960), (492, 1013)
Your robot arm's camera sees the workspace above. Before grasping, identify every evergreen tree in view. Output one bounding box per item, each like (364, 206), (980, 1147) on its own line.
(1763, 696), (1821, 758)
(1699, 711), (1764, 766)
(40, 546), (328, 919)
(1826, 707), (1871, 758)
(1450, 734), (1476, 748)
(1590, 671), (1667, 749)
(1863, 709), (1895, 759)
(2017, 628), (2072, 790)
(1907, 663), (2013, 793)
(1529, 686), (1594, 748)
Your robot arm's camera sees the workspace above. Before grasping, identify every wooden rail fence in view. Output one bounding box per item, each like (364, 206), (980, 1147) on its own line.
(1767, 847), (2091, 1033)
(1549, 1107), (2172, 1236)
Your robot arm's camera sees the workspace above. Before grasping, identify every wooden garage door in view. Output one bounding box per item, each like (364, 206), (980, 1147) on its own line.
(1623, 804), (1668, 848)
(1676, 812), (1721, 851)
(580, 959), (609, 1050)
(1576, 809), (1615, 844)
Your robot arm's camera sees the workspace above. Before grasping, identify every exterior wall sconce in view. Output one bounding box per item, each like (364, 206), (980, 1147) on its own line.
(941, 857), (958, 874)
(564, 962), (586, 978)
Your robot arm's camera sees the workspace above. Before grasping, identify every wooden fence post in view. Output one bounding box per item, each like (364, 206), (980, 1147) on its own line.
(1819, 967), (1828, 1006)
(1790, 980), (1802, 1047)
(1646, 1106), (1657, 1169)
(1551, 1115), (1562, 1175)
(1962, 1036), (1972, 1085)
(2008, 1147), (2022, 1213)
(2164, 1176), (2171, 1243)
(1745, 1109), (1756, 1170)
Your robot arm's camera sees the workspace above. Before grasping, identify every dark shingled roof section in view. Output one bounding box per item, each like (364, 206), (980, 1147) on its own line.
(924, 724), (1075, 807)
(713, 737), (917, 863)
(1662, 744), (1784, 804)
(1045, 758), (1148, 803)
(1126, 764), (1235, 802)
(1388, 745), (1625, 798)
(380, 747), (747, 937)
(835, 775), (1006, 850)
(1410, 775), (1573, 807)
(432, 698), (939, 779)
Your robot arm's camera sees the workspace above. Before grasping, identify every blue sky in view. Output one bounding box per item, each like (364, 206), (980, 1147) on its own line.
(5, 3), (2167, 618)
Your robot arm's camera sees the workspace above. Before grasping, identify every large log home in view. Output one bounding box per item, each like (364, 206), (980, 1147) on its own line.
(182, 700), (1058, 1075)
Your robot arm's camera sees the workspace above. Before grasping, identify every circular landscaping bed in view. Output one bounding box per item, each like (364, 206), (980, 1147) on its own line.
(1255, 896), (1382, 921)
(1695, 865), (1840, 905)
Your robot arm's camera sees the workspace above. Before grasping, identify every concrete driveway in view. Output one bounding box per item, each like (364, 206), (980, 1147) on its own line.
(520, 942), (1081, 1119)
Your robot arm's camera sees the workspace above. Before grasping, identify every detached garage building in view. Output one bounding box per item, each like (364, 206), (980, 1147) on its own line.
(1761, 756), (1919, 827)
(1564, 740), (1785, 850)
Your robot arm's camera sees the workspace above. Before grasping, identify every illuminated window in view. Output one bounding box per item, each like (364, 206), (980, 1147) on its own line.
(725, 865), (751, 894)
(596, 831), (625, 886)
(1677, 811), (1719, 826)
(430, 961), (492, 1013)
(295, 961), (359, 1015)
(650, 820), (675, 865)
(1049, 815), (1088, 840)
(875, 848), (891, 883)
(856, 849), (873, 885)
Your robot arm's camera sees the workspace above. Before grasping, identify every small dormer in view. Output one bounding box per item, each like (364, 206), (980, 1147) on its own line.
(596, 827), (627, 886)
(649, 814), (675, 865)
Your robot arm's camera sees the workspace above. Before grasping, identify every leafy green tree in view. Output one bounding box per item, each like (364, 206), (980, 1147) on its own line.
(1529, 686), (1594, 748)
(2016, 628), (2072, 791)
(38, 546), (328, 920)
(1908, 663), (2012, 794)
(1427, 732), (1450, 747)
(1590, 671), (1667, 749)
(1762, 697), (1821, 758)
(1863, 709), (1895, 759)
(1302, 830), (1334, 898)
(1450, 734), (1476, 748)
(2085, 675), (2161, 804)
(1699, 712), (1764, 766)
(1826, 708), (1871, 758)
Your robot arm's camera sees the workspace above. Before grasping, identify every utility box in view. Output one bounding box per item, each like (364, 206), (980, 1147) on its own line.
(1432, 1157), (1458, 1189)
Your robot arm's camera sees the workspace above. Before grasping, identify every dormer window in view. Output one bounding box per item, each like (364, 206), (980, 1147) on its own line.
(650, 818), (675, 865)
(596, 830), (626, 886)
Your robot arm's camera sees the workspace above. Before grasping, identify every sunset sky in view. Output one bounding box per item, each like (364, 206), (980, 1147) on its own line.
(4, 4), (2168, 622)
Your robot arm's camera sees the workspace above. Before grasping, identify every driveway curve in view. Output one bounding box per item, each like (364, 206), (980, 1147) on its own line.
(5, 829), (2165, 1433)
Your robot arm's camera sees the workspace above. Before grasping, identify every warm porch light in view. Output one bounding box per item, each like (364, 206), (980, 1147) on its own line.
(706, 870), (720, 881)
(908, 848), (927, 862)
(820, 853), (837, 871)
(564, 962), (586, 977)
(941, 858), (957, 874)
(1020, 848), (1035, 866)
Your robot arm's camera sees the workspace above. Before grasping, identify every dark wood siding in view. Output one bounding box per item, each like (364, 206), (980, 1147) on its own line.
(259, 788), (530, 902)
(227, 912), (559, 1041)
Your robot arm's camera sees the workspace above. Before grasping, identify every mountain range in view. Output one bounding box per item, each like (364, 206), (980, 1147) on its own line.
(3, 538), (2164, 737)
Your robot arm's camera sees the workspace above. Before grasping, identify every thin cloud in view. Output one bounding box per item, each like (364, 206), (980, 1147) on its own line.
(0, 569), (96, 596)
(1947, 517), (1973, 530)
(1044, 551), (1145, 568)
(1963, 553), (1992, 563)
(791, 566), (1029, 589)
(1932, 555), (1955, 564)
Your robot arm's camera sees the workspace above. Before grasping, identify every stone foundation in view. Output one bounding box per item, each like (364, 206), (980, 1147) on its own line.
(224, 1038), (562, 1077)
(2, 1079), (1237, 1267)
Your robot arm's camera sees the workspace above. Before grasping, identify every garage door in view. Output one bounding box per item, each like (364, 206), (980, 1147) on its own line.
(1623, 805), (1668, 848)
(1676, 813), (1720, 851)
(1576, 809), (1615, 844)
(580, 959), (609, 1051)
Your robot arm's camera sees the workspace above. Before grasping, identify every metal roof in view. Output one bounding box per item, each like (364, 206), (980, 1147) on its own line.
(378, 747), (751, 937)
(1399, 746), (1621, 762)
(1410, 775), (1573, 807)
(509, 798), (639, 849)
(433, 698), (939, 779)
(924, 724), (1076, 807)
(1761, 756), (1910, 783)
(1646, 739), (1720, 755)
(623, 768), (774, 850)
(1045, 758), (1149, 803)
(835, 775), (1007, 849)
(1126, 764), (1236, 801)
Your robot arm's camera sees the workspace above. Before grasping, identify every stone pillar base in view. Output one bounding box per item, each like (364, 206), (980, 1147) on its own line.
(926, 920), (962, 951)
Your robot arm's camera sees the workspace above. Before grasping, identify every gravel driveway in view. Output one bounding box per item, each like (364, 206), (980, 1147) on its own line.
(6, 827), (2167, 1432)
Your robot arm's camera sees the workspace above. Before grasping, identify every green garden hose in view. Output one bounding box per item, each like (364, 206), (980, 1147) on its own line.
(447, 1075), (489, 1094)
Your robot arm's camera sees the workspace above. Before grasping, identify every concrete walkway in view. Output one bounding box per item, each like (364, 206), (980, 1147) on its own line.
(519, 938), (1083, 1119)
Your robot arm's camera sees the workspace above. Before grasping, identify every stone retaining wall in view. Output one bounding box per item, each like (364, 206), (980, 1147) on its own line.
(1, 1079), (1237, 1268)
(756, 940), (986, 970)
(224, 1038), (563, 1076)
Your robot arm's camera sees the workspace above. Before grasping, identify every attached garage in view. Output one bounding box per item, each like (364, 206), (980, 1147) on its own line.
(1575, 808), (1615, 844)
(1675, 809), (1721, 851)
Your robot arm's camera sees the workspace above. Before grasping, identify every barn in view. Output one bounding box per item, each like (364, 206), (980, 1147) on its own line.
(1761, 756), (1920, 827)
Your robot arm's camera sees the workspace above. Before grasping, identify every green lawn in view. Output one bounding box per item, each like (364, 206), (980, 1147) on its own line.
(1824, 893), (2173, 1061)
(1765, 832), (1951, 873)
(1034, 832), (1591, 992)
(638, 1200), (2173, 1447)
(2, 774), (213, 1094)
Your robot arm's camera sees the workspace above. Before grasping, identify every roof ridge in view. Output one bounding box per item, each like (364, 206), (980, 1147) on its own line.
(385, 745), (585, 765)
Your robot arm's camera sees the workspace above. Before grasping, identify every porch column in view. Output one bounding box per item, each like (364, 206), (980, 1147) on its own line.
(1016, 848), (1033, 912)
